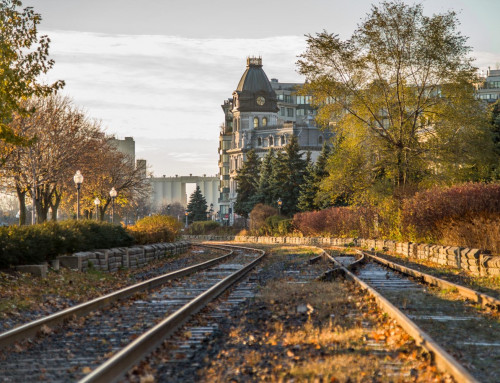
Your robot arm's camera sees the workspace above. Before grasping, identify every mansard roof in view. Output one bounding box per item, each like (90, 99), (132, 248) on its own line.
(236, 57), (274, 94)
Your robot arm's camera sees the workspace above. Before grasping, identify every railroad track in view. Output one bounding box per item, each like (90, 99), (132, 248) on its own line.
(321, 247), (500, 383)
(0, 244), (265, 383)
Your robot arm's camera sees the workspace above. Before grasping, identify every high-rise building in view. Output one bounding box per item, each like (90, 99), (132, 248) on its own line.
(217, 57), (332, 224)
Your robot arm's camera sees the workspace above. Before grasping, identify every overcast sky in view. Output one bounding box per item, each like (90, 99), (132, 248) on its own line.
(24, 0), (500, 178)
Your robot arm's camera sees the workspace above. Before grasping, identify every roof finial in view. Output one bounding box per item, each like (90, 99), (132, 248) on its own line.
(247, 56), (262, 67)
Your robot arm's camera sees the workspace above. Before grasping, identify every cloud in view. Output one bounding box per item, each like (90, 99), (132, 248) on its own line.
(40, 30), (499, 177)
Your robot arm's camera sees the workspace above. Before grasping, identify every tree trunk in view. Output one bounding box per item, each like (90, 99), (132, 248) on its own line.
(49, 190), (62, 221)
(16, 186), (27, 225)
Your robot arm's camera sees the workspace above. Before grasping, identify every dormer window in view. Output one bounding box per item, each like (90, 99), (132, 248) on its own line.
(253, 117), (259, 128)
(262, 117), (268, 127)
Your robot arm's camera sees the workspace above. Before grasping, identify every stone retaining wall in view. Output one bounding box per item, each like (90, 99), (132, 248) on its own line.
(58, 241), (190, 272)
(184, 235), (499, 276)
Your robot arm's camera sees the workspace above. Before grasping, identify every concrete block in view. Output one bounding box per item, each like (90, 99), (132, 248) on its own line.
(15, 264), (48, 278)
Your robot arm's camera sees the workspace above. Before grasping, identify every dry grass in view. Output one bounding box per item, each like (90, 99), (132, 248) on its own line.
(200, 276), (449, 382)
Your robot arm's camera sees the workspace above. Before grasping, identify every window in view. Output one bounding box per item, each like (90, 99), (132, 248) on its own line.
(287, 108), (294, 117)
(280, 108), (285, 116)
(253, 117), (259, 128)
(296, 95), (311, 104)
(296, 109), (305, 116)
(262, 117), (267, 127)
(318, 136), (323, 145)
(277, 94), (284, 101)
(257, 137), (262, 146)
(284, 95), (293, 103)
(269, 136), (274, 146)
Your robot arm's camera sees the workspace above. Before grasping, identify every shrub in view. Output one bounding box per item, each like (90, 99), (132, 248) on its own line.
(127, 215), (182, 245)
(264, 215), (293, 236)
(293, 206), (378, 238)
(402, 182), (500, 242)
(0, 220), (134, 268)
(187, 221), (221, 235)
(249, 204), (278, 234)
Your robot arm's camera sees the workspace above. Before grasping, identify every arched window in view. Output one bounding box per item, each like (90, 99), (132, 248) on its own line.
(269, 135), (274, 146)
(253, 117), (259, 128)
(257, 137), (262, 146)
(262, 117), (267, 127)
(318, 136), (323, 145)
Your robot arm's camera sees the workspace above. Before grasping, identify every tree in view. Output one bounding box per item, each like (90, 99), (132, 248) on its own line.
(186, 186), (208, 223)
(254, 149), (275, 206)
(269, 135), (307, 216)
(298, 1), (492, 200)
(234, 149), (260, 218)
(0, 1), (64, 155)
(298, 143), (332, 211)
(1, 95), (102, 224)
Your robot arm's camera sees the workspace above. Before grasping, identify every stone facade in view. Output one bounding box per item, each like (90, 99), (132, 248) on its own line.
(217, 57), (333, 224)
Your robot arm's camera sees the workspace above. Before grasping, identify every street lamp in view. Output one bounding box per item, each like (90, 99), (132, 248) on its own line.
(209, 203), (214, 221)
(185, 210), (189, 228)
(109, 187), (117, 224)
(94, 197), (100, 221)
(277, 198), (283, 216)
(73, 170), (84, 220)
(167, 204), (171, 215)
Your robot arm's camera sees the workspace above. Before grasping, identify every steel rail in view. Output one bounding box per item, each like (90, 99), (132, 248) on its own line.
(0, 245), (234, 349)
(79, 245), (266, 383)
(320, 249), (479, 383)
(360, 250), (500, 310)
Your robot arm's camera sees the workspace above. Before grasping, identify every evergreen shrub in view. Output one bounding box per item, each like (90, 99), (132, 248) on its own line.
(0, 220), (133, 268)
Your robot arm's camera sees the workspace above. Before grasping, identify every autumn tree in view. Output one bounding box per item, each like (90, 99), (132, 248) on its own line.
(76, 141), (150, 221)
(234, 149), (260, 218)
(298, 1), (494, 201)
(1, 96), (101, 224)
(186, 186), (208, 223)
(0, 0), (64, 157)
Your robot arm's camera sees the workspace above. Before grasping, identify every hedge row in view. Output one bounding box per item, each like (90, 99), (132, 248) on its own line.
(0, 220), (134, 268)
(0, 215), (184, 268)
(292, 183), (500, 254)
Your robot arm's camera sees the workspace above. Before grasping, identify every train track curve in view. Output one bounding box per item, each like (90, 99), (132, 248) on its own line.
(0, 244), (265, 383)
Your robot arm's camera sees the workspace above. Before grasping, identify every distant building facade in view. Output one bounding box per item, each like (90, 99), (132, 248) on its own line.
(217, 57), (332, 224)
(477, 69), (500, 103)
(150, 174), (219, 211)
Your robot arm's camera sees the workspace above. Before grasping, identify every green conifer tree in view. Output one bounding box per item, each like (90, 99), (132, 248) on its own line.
(254, 149), (274, 205)
(186, 186), (208, 223)
(270, 135), (307, 216)
(235, 149), (260, 217)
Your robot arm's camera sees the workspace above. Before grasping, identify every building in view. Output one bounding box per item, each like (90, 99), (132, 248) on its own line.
(217, 57), (332, 224)
(477, 68), (500, 103)
(150, 174), (219, 211)
(109, 136), (135, 164)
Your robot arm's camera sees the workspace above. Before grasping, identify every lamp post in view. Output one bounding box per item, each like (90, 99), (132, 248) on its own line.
(209, 203), (214, 221)
(185, 210), (189, 228)
(277, 198), (283, 216)
(73, 170), (83, 220)
(94, 197), (100, 221)
(109, 187), (117, 224)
